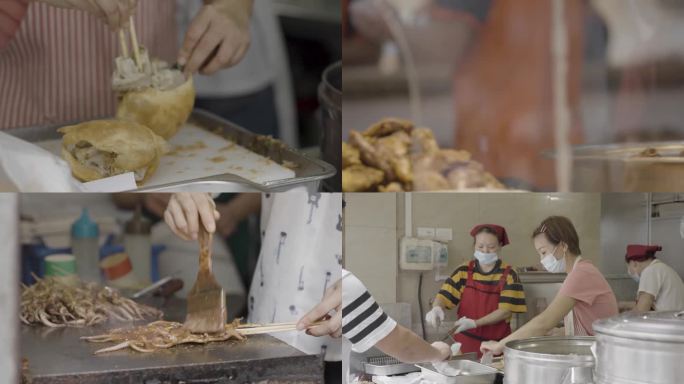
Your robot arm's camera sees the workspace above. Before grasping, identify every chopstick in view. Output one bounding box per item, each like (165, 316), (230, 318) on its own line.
(118, 29), (129, 58)
(129, 16), (142, 71)
(236, 321), (325, 336)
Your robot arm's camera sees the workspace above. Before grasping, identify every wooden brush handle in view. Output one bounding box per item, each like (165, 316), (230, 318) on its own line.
(198, 224), (213, 273)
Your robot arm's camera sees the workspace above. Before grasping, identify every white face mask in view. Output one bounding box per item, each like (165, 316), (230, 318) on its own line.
(628, 270), (640, 283)
(540, 246), (566, 273)
(474, 250), (499, 265)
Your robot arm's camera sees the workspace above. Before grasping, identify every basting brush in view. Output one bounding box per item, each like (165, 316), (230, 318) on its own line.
(184, 224), (226, 334)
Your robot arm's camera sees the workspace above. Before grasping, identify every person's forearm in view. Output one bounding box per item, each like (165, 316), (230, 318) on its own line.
(0, 0), (28, 51)
(432, 295), (449, 309)
(475, 309), (511, 328)
(224, 193), (261, 222)
(376, 325), (443, 363)
(499, 312), (556, 346)
(634, 293), (654, 312)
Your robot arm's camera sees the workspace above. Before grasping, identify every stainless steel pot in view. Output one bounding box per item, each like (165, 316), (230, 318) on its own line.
(318, 61), (341, 192)
(504, 336), (596, 384)
(549, 141), (684, 192)
(593, 311), (684, 384)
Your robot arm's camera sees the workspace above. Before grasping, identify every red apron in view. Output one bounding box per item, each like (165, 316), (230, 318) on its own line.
(453, 260), (512, 357)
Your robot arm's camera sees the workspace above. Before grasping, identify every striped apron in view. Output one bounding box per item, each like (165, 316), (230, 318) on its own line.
(0, 0), (177, 130)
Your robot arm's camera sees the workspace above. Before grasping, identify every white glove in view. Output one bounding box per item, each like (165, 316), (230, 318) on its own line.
(430, 341), (451, 362)
(425, 306), (445, 328)
(454, 317), (477, 334)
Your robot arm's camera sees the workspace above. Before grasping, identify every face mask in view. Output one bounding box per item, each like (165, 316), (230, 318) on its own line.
(474, 250), (499, 265)
(541, 246), (566, 273)
(628, 270), (640, 283)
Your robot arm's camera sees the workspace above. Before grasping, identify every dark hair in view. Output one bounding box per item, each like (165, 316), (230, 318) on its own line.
(625, 255), (656, 263)
(532, 216), (581, 255)
(473, 226), (503, 245)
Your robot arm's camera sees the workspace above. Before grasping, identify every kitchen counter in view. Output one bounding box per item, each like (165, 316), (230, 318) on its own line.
(21, 298), (324, 383)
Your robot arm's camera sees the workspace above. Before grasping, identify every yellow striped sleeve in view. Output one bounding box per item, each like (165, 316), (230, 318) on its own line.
(436, 267), (467, 309)
(498, 272), (527, 313)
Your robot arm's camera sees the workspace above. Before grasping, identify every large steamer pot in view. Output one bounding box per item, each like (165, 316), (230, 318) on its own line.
(504, 336), (596, 384)
(551, 142), (684, 192)
(593, 311), (684, 384)
(318, 61), (341, 192)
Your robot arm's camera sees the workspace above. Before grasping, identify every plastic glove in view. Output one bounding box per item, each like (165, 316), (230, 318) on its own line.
(425, 306), (445, 328)
(430, 341), (451, 362)
(454, 317), (477, 334)
(480, 340), (504, 356)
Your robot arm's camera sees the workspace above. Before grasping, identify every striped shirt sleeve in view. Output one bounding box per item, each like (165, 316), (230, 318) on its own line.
(342, 269), (397, 353)
(436, 266), (468, 309)
(498, 269), (527, 313)
(0, 0), (28, 50)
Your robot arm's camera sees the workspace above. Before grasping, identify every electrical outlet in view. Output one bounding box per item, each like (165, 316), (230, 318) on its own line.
(435, 228), (453, 241)
(417, 227), (435, 238)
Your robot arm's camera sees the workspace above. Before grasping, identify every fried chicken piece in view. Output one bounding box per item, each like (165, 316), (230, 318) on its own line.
(343, 164), (385, 192)
(375, 131), (413, 183)
(363, 118), (414, 138)
(378, 182), (405, 192)
(349, 131), (395, 180)
(342, 142), (361, 168)
(413, 170), (451, 191)
(411, 127), (440, 155)
(446, 162), (506, 190)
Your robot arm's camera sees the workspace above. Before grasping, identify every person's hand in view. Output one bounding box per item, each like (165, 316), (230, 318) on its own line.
(425, 306), (445, 328)
(163, 193), (220, 241)
(33, 0), (138, 29)
(453, 317), (477, 334)
(296, 278), (342, 338)
(349, 0), (392, 42)
(178, 0), (253, 76)
(480, 340), (504, 356)
(431, 341), (451, 361)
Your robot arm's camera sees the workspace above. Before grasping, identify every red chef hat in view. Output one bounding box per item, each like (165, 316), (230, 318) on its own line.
(470, 224), (510, 246)
(625, 244), (662, 262)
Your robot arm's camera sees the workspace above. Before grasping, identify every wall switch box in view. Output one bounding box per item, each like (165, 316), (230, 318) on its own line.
(417, 227), (435, 238)
(435, 228), (453, 241)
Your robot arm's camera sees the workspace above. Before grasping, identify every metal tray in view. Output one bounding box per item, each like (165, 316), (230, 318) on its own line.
(415, 359), (500, 384)
(6, 109), (336, 192)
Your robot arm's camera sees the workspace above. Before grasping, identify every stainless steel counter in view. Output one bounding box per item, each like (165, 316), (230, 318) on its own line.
(21, 299), (324, 383)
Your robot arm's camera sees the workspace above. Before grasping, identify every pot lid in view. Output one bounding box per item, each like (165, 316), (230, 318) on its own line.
(593, 311), (684, 342)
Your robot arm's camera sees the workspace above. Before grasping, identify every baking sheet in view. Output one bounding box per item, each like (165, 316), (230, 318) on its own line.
(6, 110), (336, 192)
(38, 124), (295, 186)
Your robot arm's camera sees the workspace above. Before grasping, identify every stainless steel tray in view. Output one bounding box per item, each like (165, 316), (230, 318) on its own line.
(416, 359), (500, 384)
(6, 109), (336, 192)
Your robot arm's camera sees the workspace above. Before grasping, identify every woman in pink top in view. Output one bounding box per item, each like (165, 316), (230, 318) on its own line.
(0, 0), (252, 130)
(481, 216), (618, 356)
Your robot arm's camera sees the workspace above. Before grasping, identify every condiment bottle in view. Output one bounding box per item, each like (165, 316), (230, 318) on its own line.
(70, 208), (100, 283)
(124, 205), (152, 285)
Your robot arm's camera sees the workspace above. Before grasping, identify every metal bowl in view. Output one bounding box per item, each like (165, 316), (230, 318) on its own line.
(504, 336), (596, 384)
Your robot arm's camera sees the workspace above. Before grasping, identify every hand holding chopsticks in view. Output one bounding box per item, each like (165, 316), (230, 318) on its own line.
(295, 275), (345, 338)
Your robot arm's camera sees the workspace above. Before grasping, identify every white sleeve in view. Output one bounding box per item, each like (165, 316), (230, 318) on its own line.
(342, 270), (397, 353)
(639, 265), (663, 299)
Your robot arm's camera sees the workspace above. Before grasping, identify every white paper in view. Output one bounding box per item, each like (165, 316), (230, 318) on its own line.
(0, 132), (83, 192)
(0, 132), (140, 192)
